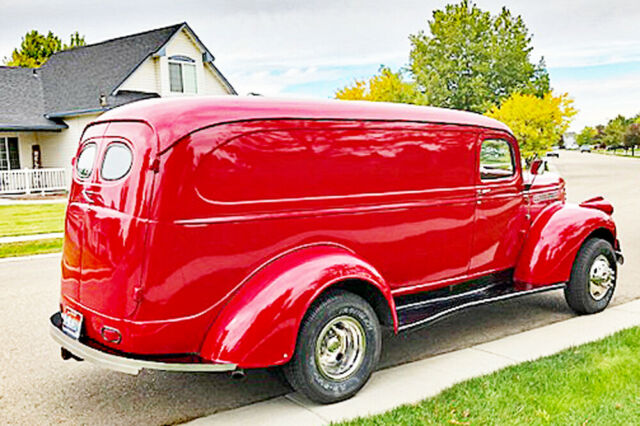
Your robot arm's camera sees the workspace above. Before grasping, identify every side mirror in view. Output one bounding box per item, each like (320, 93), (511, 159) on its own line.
(530, 158), (545, 175)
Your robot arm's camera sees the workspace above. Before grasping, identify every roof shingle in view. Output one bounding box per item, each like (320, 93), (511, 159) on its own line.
(0, 66), (66, 130)
(0, 23), (235, 130)
(41, 23), (183, 116)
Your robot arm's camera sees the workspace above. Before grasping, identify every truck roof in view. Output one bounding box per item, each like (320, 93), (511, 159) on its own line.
(95, 96), (513, 152)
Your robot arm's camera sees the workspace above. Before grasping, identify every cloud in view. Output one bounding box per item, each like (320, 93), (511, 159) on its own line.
(0, 0), (637, 128)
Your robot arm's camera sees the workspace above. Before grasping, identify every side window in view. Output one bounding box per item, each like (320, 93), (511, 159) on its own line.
(479, 139), (515, 180)
(76, 143), (97, 179)
(101, 142), (133, 181)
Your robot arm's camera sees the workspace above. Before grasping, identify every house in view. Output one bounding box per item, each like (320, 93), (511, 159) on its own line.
(0, 22), (236, 194)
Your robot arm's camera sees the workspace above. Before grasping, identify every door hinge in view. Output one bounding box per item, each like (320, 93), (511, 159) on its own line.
(150, 158), (160, 173)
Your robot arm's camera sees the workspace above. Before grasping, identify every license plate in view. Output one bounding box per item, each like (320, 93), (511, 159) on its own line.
(62, 307), (83, 340)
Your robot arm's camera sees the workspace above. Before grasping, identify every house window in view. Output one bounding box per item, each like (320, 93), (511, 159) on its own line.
(0, 137), (20, 171)
(169, 56), (197, 94)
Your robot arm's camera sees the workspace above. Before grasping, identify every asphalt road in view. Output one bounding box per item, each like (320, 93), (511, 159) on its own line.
(1, 150), (638, 425)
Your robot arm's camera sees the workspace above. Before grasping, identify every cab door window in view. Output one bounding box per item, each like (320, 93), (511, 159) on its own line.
(479, 139), (515, 180)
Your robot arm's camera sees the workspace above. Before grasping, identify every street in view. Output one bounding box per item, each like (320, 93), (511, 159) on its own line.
(1, 150), (638, 425)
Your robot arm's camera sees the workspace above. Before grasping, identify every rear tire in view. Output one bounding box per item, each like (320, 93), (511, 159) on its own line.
(564, 238), (616, 314)
(284, 289), (381, 404)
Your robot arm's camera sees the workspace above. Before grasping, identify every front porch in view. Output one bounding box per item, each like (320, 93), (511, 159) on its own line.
(0, 168), (67, 195)
(0, 131), (76, 195)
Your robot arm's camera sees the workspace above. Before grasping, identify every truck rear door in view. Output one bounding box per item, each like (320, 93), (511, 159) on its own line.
(64, 121), (157, 319)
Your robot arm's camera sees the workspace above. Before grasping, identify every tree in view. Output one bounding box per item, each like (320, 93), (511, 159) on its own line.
(576, 126), (597, 146)
(601, 115), (631, 148)
(624, 123), (640, 156)
(485, 92), (576, 160)
(409, 0), (549, 113)
(335, 66), (420, 104)
(4, 30), (86, 68)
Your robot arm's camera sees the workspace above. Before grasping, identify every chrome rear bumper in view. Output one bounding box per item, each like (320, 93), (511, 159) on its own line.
(49, 313), (236, 375)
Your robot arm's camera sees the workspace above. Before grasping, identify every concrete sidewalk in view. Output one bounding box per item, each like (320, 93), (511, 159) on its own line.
(0, 197), (67, 205)
(0, 232), (64, 244)
(188, 299), (640, 426)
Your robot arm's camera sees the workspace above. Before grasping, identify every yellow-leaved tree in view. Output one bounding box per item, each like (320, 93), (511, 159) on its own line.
(335, 67), (420, 104)
(485, 92), (576, 160)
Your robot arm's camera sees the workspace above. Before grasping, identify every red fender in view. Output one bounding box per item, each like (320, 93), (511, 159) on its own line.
(514, 202), (616, 288)
(199, 244), (396, 368)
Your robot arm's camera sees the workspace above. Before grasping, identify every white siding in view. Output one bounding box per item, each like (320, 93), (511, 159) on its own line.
(0, 132), (38, 169)
(38, 114), (101, 186)
(116, 27), (231, 97)
(118, 56), (160, 93)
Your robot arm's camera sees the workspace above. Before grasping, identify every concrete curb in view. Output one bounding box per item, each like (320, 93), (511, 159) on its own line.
(187, 299), (640, 425)
(0, 232), (64, 244)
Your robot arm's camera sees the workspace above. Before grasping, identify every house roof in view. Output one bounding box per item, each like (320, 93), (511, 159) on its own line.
(0, 67), (66, 131)
(95, 96), (513, 152)
(0, 23), (236, 130)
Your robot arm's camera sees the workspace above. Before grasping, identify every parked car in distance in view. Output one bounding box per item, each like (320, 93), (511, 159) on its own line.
(580, 145), (592, 153)
(546, 146), (560, 158)
(50, 97), (622, 404)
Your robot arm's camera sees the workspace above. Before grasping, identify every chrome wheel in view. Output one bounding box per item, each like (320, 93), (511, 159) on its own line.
(315, 315), (366, 381)
(589, 254), (615, 301)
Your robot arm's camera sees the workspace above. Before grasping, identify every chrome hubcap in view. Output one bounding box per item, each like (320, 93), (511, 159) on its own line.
(589, 254), (615, 301)
(315, 315), (366, 381)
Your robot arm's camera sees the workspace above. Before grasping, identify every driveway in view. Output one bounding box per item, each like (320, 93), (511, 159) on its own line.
(1, 150), (638, 425)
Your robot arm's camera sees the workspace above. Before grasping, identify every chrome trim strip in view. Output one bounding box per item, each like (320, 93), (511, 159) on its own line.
(396, 284), (498, 312)
(50, 317), (237, 375)
(398, 283), (566, 332)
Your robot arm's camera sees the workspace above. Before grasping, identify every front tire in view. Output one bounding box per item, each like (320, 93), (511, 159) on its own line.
(284, 290), (381, 404)
(564, 238), (617, 314)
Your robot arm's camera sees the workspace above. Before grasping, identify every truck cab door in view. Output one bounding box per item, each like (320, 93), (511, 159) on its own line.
(469, 134), (527, 275)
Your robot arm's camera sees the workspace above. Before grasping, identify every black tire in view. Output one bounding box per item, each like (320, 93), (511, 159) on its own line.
(564, 238), (617, 315)
(283, 289), (381, 404)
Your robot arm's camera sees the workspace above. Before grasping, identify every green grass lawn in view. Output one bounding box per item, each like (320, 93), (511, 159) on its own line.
(0, 203), (66, 237)
(339, 327), (640, 425)
(0, 238), (64, 258)
(594, 149), (640, 159)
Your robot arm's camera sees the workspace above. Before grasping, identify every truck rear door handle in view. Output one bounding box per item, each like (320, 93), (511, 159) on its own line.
(82, 189), (96, 204)
(477, 188), (491, 195)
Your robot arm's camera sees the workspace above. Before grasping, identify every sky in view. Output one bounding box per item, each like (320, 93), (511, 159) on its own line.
(0, 0), (638, 131)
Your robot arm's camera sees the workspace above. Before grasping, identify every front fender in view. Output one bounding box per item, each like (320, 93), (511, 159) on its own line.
(199, 244), (395, 368)
(514, 202), (616, 287)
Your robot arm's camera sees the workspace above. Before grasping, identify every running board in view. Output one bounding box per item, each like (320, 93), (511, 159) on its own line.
(395, 277), (566, 332)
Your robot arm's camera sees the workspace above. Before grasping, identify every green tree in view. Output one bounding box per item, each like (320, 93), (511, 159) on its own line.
(335, 66), (420, 104)
(576, 126), (597, 146)
(4, 30), (86, 68)
(409, 0), (549, 113)
(623, 123), (640, 156)
(485, 91), (576, 160)
(601, 115), (631, 148)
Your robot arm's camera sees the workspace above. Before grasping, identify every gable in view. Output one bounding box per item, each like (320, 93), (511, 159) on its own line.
(117, 27), (232, 96)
